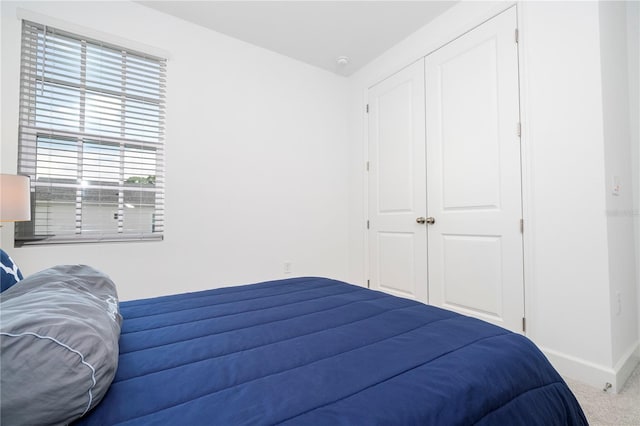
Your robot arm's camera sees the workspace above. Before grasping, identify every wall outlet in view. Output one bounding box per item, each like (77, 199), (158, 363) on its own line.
(284, 261), (292, 275)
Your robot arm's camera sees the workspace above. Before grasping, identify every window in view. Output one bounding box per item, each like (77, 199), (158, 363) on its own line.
(16, 21), (166, 245)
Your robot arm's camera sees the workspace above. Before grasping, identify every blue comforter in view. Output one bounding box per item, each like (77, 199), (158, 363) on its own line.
(76, 277), (587, 425)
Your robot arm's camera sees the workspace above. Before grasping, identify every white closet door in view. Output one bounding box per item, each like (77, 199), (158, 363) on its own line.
(425, 7), (524, 332)
(368, 59), (428, 303)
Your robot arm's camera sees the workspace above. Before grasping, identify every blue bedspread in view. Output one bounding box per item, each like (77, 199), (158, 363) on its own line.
(76, 277), (587, 425)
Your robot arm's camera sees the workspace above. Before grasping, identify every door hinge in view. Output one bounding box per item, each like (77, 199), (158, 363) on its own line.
(517, 122), (522, 137)
(367, 220), (370, 229)
(515, 28), (519, 44)
(366, 104), (369, 114)
(366, 161), (370, 171)
(520, 219), (524, 233)
(367, 279), (370, 288)
(522, 317), (526, 332)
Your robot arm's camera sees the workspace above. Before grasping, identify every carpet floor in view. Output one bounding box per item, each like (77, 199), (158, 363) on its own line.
(564, 364), (640, 426)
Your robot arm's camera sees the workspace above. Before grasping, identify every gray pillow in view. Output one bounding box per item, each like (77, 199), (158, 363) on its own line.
(0, 265), (122, 425)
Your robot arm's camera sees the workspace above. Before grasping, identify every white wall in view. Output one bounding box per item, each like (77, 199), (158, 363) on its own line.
(0, 1), (350, 301)
(347, 0), (639, 391)
(598, 0), (639, 379)
(519, 0), (615, 377)
(628, 0), (640, 356)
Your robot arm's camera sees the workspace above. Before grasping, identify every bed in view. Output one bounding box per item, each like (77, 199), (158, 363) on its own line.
(1, 266), (587, 425)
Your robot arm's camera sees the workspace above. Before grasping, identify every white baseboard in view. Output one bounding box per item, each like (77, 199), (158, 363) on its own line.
(541, 342), (640, 393)
(614, 342), (640, 392)
(540, 346), (616, 392)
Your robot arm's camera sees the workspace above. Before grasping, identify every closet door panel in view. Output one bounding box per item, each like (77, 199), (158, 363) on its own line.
(368, 60), (428, 303)
(425, 6), (524, 332)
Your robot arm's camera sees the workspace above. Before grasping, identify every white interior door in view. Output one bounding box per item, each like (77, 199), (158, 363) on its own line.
(425, 7), (524, 332)
(368, 60), (428, 303)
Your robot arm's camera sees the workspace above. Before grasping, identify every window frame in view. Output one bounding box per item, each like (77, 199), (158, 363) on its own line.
(15, 20), (167, 246)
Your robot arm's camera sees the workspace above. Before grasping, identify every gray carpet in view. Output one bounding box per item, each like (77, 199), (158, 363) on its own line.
(564, 364), (640, 426)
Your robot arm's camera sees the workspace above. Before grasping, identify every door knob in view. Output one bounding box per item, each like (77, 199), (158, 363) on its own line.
(417, 217), (436, 225)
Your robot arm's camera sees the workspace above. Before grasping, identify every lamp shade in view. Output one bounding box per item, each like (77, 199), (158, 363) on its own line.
(0, 174), (31, 222)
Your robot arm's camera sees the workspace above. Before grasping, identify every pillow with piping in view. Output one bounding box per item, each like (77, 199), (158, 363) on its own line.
(0, 265), (122, 425)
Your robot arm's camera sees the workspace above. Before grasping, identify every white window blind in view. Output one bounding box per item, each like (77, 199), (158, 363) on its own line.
(16, 20), (166, 245)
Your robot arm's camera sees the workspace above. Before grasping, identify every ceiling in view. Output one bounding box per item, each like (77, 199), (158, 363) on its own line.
(137, 1), (457, 76)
